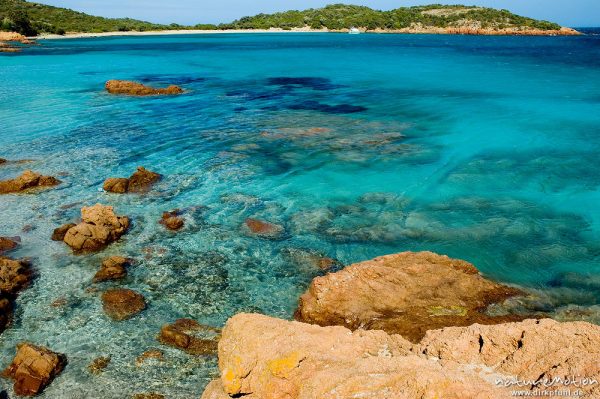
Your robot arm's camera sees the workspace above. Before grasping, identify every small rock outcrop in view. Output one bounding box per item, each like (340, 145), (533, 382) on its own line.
(159, 210), (184, 231)
(103, 167), (162, 194)
(158, 319), (220, 355)
(105, 80), (183, 96)
(2, 342), (66, 396)
(296, 251), (525, 342)
(62, 204), (130, 252)
(0, 170), (60, 194)
(101, 288), (146, 321)
(93, 256), (131, 282)
(87, 356), (111, 374)
(51, 223), (76, 241)
(244, 218), (284, 239)
(0, 257), (31, 333)
(201, 313), (600, 399)
(0, 237), (19, 253)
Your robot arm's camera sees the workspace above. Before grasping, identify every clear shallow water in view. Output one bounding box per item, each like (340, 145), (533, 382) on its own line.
(1, 32), (600, 397)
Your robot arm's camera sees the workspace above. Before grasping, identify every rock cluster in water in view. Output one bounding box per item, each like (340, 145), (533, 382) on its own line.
(202, 314), (600, 399)
(296, 251), (525, 342)
(0, 170), (60, 194)
(0, 32), (33, 53)
(2, 342), (66, 396)
(159, 210), (185, 231)
(61, 204), (130, 252)
(103, 166), (162, 193)
(105, 80), (184, 96)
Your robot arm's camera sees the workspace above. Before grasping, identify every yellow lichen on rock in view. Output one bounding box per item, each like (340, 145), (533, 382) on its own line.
(267, 351), (304, 378)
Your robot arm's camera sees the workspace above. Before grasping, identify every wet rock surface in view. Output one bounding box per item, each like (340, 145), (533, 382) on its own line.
(103, 167), (162, 194)
(2, 342), (66, 396)
(105, 80), (183, 96)
(87, 356), (111, 374)
(0, 170), (60, 194)
(0, 237), (19, 253)
(296, 251), (525, 342)
(159, 210), (184, 231)
(93, 256), (131, 283)
(202, 313), (600, 399)
(101, 288), (146, 321)
(62, 204), (130, 252)
(157, 318), (220, 355)
(0, 257), (32, 334)
(244, 218), (284, 239)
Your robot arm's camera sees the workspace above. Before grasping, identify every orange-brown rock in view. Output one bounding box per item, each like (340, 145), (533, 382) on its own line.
(105, 80), (183, 96)
(101, 288), (146, 321)
(103, 167), (161, 194)
(51, 223), (77, 241)
(2, 342), (66, 396)
(159, 210), (184, 231)
(103, 177), (129, 193)
(63, 204), (130, 252)
(87, 356), (111, 374)
(0, 237), (19, 253)
(244, 218), (284, 239)
(0, 32), (31, 43)
(135, 349), (164, 366)
(416, 318), (600, 396)
(132, 394), (165, 399)
(202, 313), (600, 399)
(93, 256), (131, 282)
(0, 170), (60, 194)
(0, 257), (31, 295)
(296, 251), (525, 342)
(157, 318), (220, 355)
(0, 158), (6, 164)
(0, 297), (11, 332)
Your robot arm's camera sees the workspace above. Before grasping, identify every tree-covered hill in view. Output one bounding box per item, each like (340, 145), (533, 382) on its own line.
(0, 0), (173, 35)
(0, 0), (565, 36)
(223, 4), (562, 31)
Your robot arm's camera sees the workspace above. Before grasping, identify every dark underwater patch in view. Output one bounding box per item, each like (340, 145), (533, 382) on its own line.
(266, 77), (344, 91)
(288, 100), (367, 114)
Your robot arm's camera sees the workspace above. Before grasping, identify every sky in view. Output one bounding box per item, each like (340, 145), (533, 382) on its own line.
(39, 0), (600, 27)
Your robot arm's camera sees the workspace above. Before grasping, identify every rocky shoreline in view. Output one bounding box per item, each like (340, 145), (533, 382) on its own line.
(1, 80), (599, 398)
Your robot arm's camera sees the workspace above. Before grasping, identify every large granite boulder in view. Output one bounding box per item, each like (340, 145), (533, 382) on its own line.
(101, 288), (146, 321)
(0, 170), (60, 194)
(103, 167), (162, 194)
(296, 251), (525, 342)
(2, 342), (66, 396)
(105, 80), (183, 96)
(201, 313), (600, 399)
(62, 204), (130, 252)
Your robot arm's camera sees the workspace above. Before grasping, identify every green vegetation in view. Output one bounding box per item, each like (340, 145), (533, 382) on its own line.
(222, 4), (562, 31)
(0, 0), (563, 36)
(0, 0), (169, 35)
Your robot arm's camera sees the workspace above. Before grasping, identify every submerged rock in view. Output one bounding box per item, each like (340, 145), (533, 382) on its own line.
(0, 170), (60, 194)
(281, 247), (342, 272)
(244, 218), (285, 239)
(158, 318), (220, 355)
(105, 80), (183, 96)
(93, 256), (131, 283)
(101, 288), (146, 321)
(201, 313), (600, 399)
(159, 210), (184, 231)
(2, 342), (66, 396)
(0, 237), (19, 253)
(51, 223), (77, 241)
(87, 356), (111, 374)
(135, 349), (164, 366)
(63, 204), (130, 252)
(103, 167), (162, 194)
(132, 394), (165, 399)
(296, 251), (525, 342)
(0, 158), (6, 164)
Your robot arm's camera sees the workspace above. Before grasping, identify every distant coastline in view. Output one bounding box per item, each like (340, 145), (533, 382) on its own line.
(36, 26), (581, 40)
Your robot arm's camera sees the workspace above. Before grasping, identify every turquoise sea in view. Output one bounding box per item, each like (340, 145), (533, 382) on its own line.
(1, 31), (600, 397)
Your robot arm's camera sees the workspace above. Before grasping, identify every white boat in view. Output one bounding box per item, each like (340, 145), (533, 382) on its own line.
(349, 27), (360, 34)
